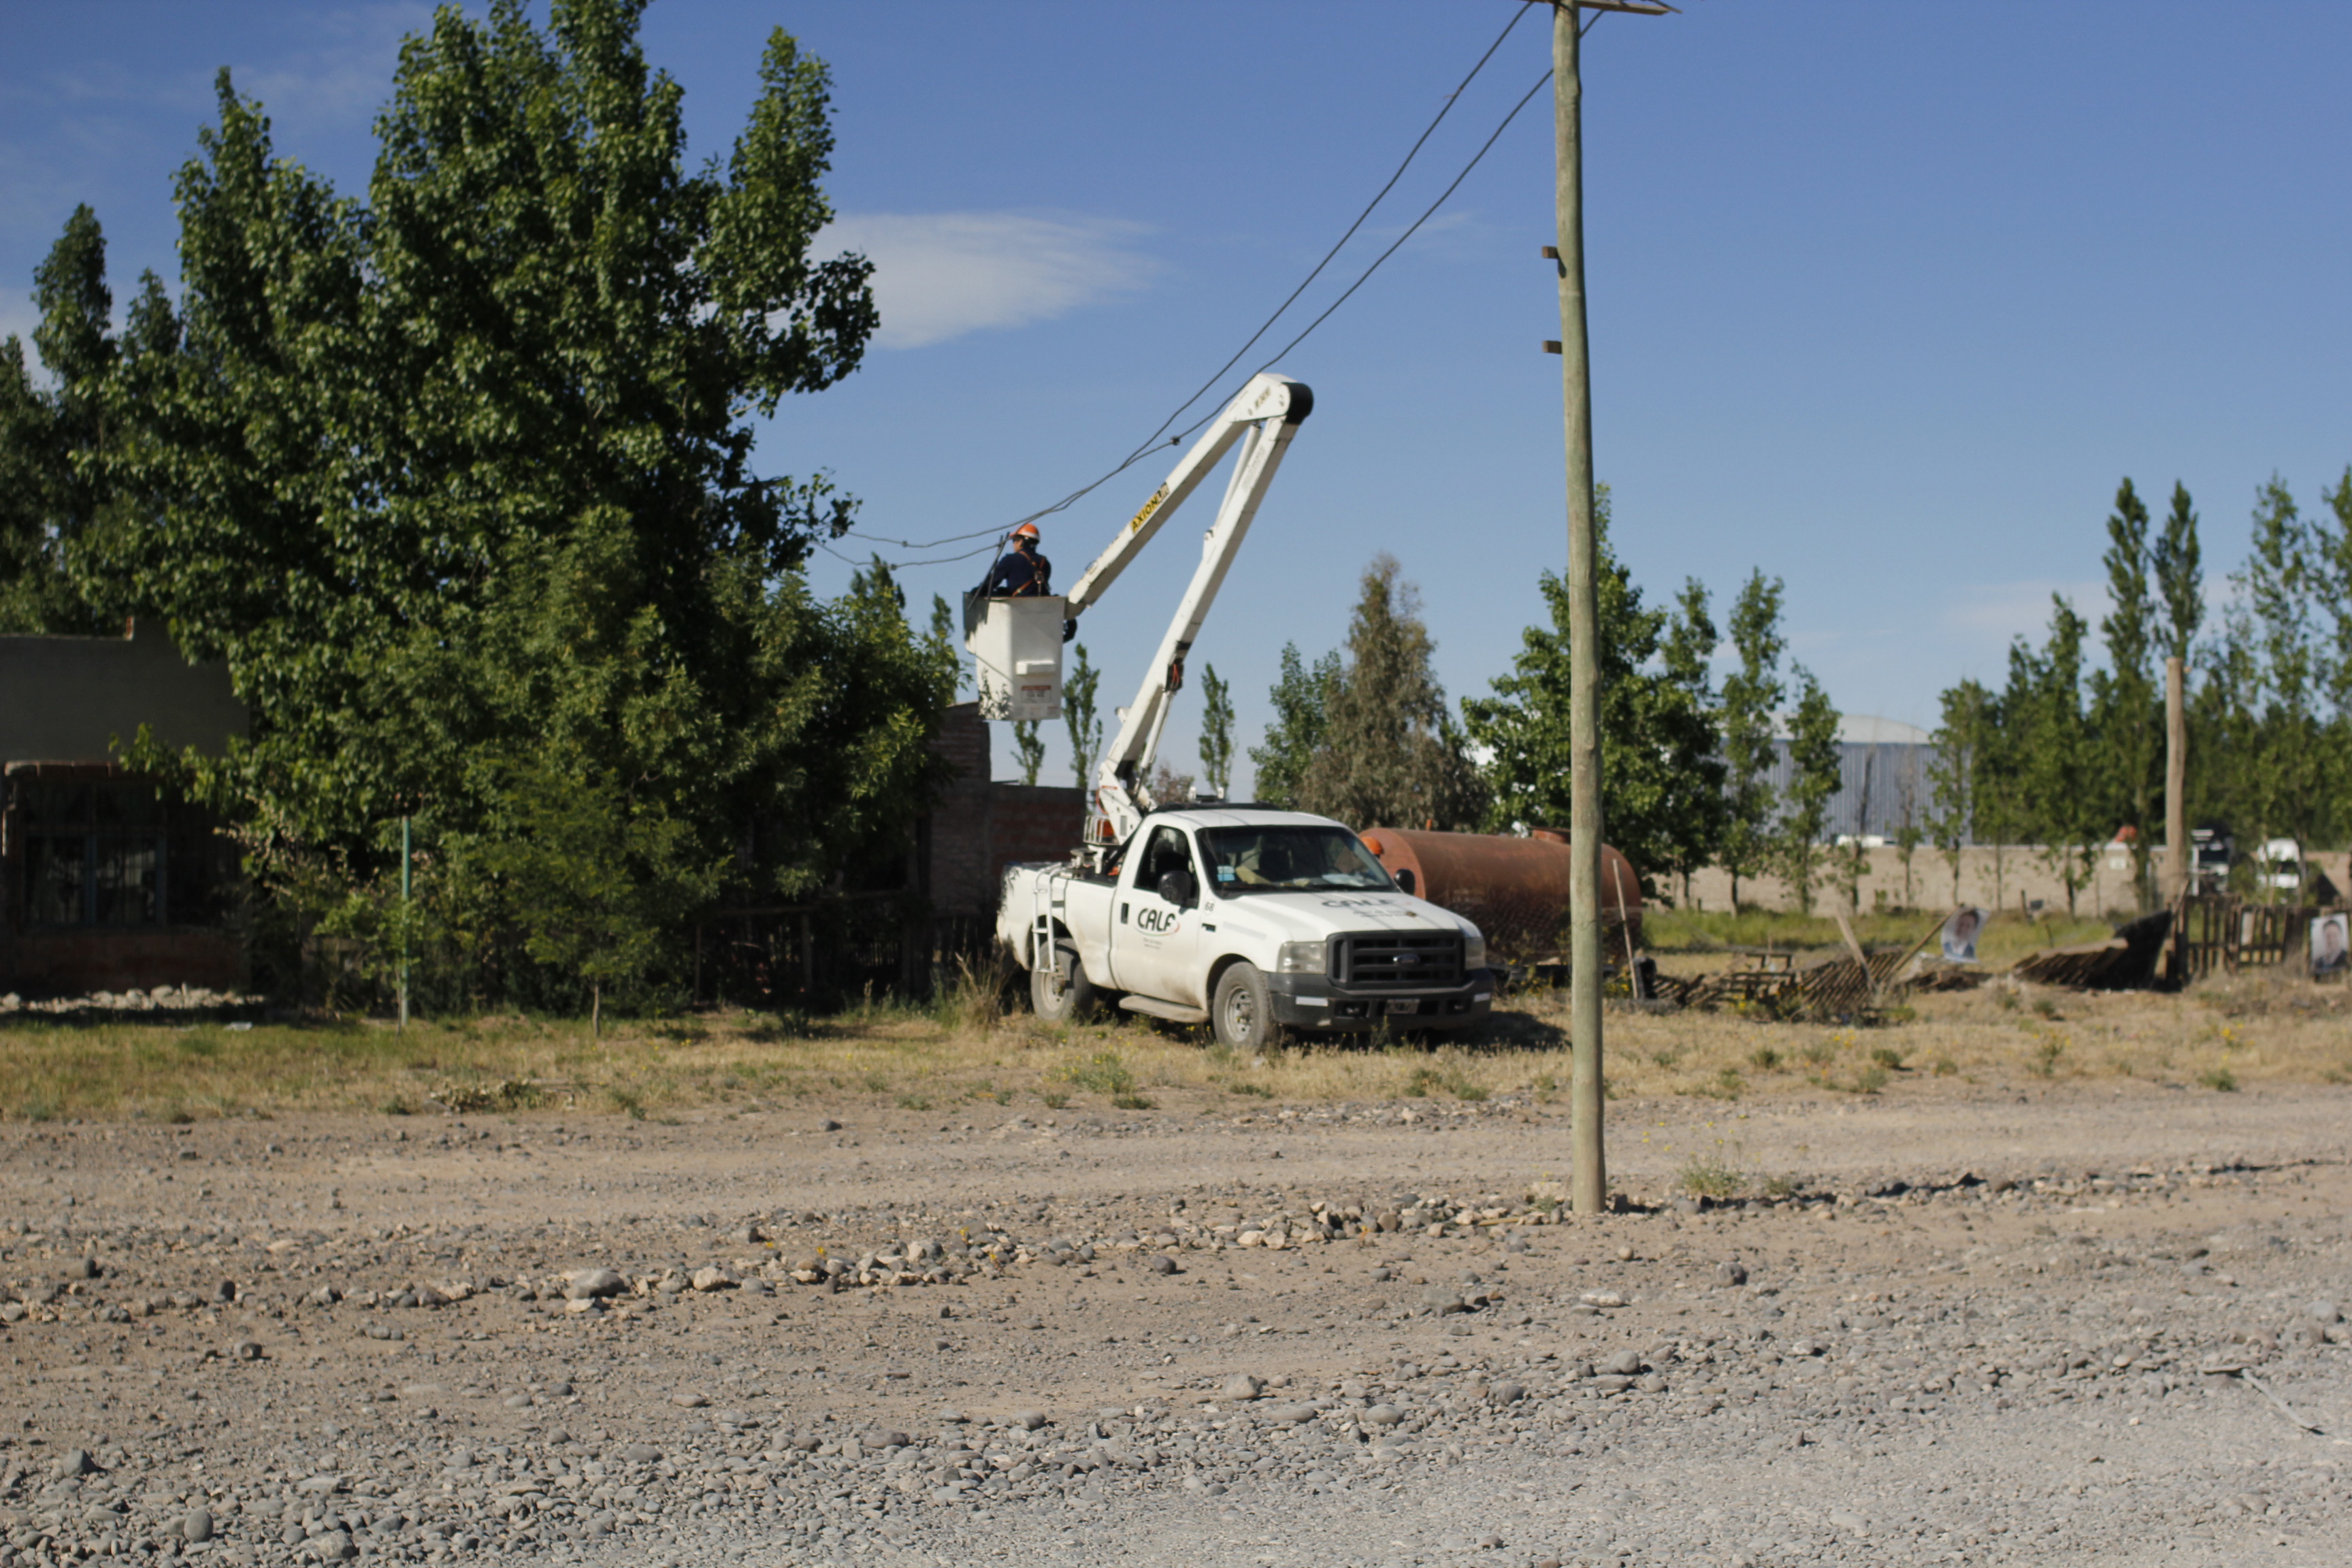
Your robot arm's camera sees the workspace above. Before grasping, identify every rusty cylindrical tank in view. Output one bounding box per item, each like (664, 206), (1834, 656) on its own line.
(1356, 828), (1641, 960)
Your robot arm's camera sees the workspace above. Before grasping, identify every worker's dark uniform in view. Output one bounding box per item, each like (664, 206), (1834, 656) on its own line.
(987, 546), (1053, 597)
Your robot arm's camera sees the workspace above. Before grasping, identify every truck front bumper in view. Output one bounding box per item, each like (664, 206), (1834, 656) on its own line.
(1266, 970), (1494, 1032)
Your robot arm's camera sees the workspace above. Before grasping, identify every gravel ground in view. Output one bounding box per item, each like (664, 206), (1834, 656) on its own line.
(2, 1082), (2347, 1568)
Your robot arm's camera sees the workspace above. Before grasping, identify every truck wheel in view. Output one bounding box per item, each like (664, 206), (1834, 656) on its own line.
(1031, 941), (1104, 1024)
(1212, 962), (1277, 1052)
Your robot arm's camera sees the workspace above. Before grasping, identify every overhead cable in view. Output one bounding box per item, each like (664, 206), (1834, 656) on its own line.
(845, 6), (1557, 570)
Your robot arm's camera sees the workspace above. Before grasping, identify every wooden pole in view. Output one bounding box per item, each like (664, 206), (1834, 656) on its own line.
(1554, 2), (1605, 1215)
(2164, 656), (2187, 900)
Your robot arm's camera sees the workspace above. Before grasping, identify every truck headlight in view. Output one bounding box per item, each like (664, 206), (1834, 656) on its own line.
(1463, 933), (1486, 972)
(1277, 941), (1326, 975)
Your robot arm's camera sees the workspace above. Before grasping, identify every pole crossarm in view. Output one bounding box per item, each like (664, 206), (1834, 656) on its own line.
(1517, 1), (1678, 15)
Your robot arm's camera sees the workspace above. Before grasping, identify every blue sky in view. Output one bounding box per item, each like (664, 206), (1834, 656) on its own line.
(5, 1), (2348, 794)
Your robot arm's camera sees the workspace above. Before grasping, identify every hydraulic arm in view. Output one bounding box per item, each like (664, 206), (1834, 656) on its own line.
(1065, 372), (1312, 846)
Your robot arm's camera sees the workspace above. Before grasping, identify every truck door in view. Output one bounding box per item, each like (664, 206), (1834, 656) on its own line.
(1111, 824), (1208, 1007)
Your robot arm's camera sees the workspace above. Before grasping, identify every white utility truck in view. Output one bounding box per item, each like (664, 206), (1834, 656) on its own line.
(969, 373), (1494, 1050)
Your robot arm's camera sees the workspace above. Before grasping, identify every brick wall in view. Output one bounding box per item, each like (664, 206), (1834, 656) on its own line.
(921, 702), (1087, 923)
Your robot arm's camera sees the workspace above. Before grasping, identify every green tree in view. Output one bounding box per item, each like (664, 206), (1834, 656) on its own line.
(2007, 595), (2101, 914)
(2092, 478), (2160, 909)
(1012, 721), (1046, 786)
(1249, 642), (1341, 809)
(2321, 469), (2352, 801)
(1064, 642), (1102, 789)
(73, 1), (940, 1007)
(0, 205), (150, 634)
(1925, 679), (1990, 907)
(1774, 668), (1842, 915)
(478, 756), (723, 1036)
(1296, 555), (1484, 830)
(2153, 482), (2204, 668)
(1197, 662), (1235, 798)
(2220, 477), (2325, 854)
(1890, 754), (1925, 911)
(930, 593), (970, 696)
(1656, 578), (1731, 905)
(1464, 501), (1723, 900)
(1717, 571), (1786, 911)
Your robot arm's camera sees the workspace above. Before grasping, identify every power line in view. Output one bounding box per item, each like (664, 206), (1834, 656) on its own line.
(845, 7), (1557, 573)
(1111, 2), (1535, 468)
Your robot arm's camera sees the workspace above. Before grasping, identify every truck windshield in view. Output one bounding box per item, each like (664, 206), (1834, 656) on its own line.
(1197, 826), (1394, 894)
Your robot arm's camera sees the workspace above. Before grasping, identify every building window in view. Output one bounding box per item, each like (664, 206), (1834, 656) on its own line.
(16, 780), (237, 929)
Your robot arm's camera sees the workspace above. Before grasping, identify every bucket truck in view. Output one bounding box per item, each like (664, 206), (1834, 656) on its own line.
(967, 374), (1494, 1051)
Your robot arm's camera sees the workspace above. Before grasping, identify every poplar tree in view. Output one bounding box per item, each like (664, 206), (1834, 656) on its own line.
(1197, 664), (1235, 798)
(2092, 478), (2159, 907)
(1925, 679), (1990, 906)
(1249, 643), (1341, 810)
(1774, 669), (1842, 915)
(1296, 555), (1484, 830)
(1717, 571), (1786, 911)
(1064, 642), (1102, 789)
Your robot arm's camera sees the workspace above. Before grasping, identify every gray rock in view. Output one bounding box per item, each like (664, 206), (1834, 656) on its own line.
(1421, 1286), (1467, 1315)
(689, 1266), (736, 1292)
(1220, 1374), (1264, 1402)
(1492, 1382), (1526, 1404)
(1597, 1349), (1642, 1377)
(182, 1508), (213, 1543)
(1714, 1261), (1750, 1287)
(617, 1443), (663, 1463)
(670, 1392), (709, 1409)
(231, 1339), (263, 1361)
(2306, 1300), (2343, 1325)
(1012, 1410), (1049, 1431)
(1146, 1254), (1179, 1275)
(321, 1530), (357, 1561)
(1363, 1404), (1405, 1426)
(53, 1449), (99, 1478)
(565, 1268), (626, 1301)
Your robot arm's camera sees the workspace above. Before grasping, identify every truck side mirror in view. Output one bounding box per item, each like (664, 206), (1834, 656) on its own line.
(1395, 868), (1416, 896)
(1157, 869), (1196, 909)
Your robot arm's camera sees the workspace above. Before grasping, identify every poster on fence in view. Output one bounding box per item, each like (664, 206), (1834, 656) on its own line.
(2313, 913), (2349, 977)
(1942, 907), (1989, 964)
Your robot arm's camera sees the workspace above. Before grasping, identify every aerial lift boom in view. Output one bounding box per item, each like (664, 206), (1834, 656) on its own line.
(1064, 372), (1311, 847)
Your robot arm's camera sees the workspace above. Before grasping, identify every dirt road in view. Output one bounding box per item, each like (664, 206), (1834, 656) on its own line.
(2, 1081), (2347, 1567)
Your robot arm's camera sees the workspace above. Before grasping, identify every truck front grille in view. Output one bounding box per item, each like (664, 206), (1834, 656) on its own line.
(1334, 931), (1463, 990)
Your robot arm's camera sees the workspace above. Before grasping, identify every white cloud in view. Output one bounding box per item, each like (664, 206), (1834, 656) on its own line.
(817, 211), (1156, 349)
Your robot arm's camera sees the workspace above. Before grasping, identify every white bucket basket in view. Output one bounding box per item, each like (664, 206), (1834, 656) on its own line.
(967, 595), (1065, 721)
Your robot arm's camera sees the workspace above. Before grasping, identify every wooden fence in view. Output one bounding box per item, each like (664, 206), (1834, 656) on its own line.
(2166, 896), (2326, 985)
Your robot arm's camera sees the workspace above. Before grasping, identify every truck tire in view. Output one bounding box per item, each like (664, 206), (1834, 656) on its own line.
(1031, 940), (1105, 1024)
(1211, 961), (1277, 1053)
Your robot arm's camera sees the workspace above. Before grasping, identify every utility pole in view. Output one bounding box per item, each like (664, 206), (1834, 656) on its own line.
(2163, 657), (2187, 900)
(1543, 0), (1673, 1217)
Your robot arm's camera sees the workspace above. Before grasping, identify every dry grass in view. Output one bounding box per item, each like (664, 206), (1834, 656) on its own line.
(1, 964), (2347, 1124)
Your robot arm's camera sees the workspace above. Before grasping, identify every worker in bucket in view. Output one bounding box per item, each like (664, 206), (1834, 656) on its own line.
(987, 523), (1053, 598)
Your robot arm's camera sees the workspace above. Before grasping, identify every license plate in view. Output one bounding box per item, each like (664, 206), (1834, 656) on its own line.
(1385, 999), (1422, 1016)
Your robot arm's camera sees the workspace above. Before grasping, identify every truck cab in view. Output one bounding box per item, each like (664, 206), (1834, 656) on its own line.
(999, 806), (1494, 1050)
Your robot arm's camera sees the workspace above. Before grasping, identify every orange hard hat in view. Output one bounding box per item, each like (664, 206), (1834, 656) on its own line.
(1012, 523), (1040, 540)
